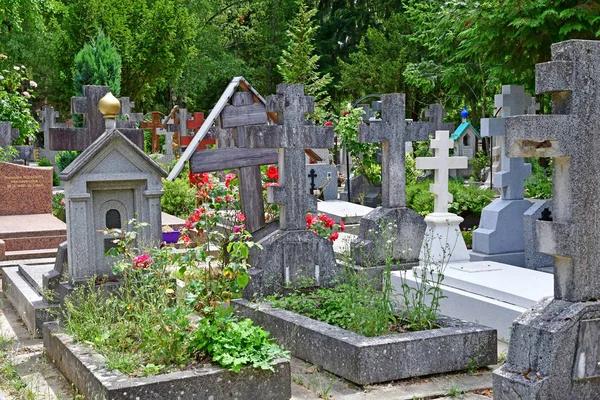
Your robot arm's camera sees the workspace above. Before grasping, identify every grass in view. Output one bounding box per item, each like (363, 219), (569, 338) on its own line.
(0, 328), (36, 399)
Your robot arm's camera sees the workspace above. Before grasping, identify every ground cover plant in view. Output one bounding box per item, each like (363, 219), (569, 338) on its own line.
(60, 220), (288, 377)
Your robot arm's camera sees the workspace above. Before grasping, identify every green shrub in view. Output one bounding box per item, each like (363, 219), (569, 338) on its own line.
(161, 177), (197, 218)
(407, 179), (495, 217)
(37, 157), (60, 186)
(525, 158), (552, 199)
(470, 150), (490, 181)
(55, 151), (80, 171)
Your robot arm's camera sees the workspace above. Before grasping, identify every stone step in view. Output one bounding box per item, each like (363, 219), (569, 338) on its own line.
(1, 266), (58, 337)
(0, 214), (66, 240)
(4, 248), (59, 261)
(0, 228), (66, 240)
(18, 264), (55, 295)
(2, 235), (65, 252)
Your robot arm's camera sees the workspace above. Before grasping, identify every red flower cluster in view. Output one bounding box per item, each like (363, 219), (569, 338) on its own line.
(306, 213), (344, 242)
(225, 172), (237, 188)
(132, 254), (152, 269)
(265, 166), (278, 181)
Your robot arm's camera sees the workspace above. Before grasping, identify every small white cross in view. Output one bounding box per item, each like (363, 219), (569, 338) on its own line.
(416, 130), (468, 213)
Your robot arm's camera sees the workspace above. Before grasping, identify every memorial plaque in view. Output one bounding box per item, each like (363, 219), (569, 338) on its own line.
(0, 162), (52, 216)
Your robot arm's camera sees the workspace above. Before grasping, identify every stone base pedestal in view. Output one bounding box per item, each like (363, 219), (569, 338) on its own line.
(494, 298), (600, 399)
(245, 229), (339, 298)
(469, 250), (525, 267)
(351, 207), (425, 267)
(420, 212), (469, 265)
(473, 199), (533, 255)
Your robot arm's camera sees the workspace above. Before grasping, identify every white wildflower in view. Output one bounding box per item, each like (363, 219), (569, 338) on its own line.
(22, 91), (30, 97)
(29, 80), (37, 88)
(13, 66), (19, 71)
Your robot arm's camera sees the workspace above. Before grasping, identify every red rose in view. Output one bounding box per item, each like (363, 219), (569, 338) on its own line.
(325, 121), (333, 127)
(265, 166), (279, 181)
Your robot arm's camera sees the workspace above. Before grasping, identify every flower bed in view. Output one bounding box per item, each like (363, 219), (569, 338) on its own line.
(44, 322), (291, 400)
(233, 299), (496, 385)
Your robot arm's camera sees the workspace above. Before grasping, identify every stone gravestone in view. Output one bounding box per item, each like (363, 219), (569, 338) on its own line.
(156, 127), (176, 165)
(471, 85), (534, 266)
(49, 85), (143, 151)
(0, 162), (52, 216)
(351, 96), (454, 266)
(38, 105), (66, 162)
(0, 122), (20, 148)
(523, 199), (554, 270)
(243, 84), (338, 296)
(493, 40), (600, 400)
(416, 130), (469, 265)
(305, 163), (337, 200)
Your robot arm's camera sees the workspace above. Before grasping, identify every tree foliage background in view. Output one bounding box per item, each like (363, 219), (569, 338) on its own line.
(1, 0), (599, 123)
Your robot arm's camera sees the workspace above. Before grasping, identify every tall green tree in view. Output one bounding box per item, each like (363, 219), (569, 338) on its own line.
(73, 31), (121, 96)
(278, 0), (333, 123)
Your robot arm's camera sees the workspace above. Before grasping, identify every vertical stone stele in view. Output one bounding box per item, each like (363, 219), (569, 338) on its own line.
(493, 40), (600, 400)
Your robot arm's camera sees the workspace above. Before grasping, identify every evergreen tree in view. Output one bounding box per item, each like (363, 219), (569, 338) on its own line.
(278, 0), (333, 123)
(72, 31), (121, 96)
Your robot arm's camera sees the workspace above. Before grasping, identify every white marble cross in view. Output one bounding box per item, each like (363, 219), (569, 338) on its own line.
(416, 130), (468, 213)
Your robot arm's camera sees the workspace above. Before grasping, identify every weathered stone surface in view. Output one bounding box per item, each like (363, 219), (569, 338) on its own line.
(0, 162), (52, 216)
(494, 298), (600, 399)
(523, 200), (554, 270)
(0, 122), (19, 147)
(234, 299), (497, 385)
(60, 129), (166, 282)
(352, 207), (425, 265)
(245, 230), (340, 298)
(44, 322), (291, 400)
(493, 40), (600, 399)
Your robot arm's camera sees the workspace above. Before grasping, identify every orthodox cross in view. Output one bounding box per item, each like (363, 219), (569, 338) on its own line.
(415, 130), (468, 213)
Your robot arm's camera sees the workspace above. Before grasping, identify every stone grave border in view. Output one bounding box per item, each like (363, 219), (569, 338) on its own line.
(233, 299), (497, 385)
(44, 322), (291, 400)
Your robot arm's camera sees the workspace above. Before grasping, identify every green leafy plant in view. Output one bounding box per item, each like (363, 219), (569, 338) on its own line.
(461, 226), (476, 249)
(471, 149), (490, 182)
(73, 31), (121, 97)
(161, 177), (197, 219)
(0, 55), (38, 144)
(0, 146), (18, 162)
(525, 158), (552, 199)
(51, 191), (66, 222)
(407, 179), (495, 217)
(37, 157), (60, 186)
(55, 151), (79, 171)
(335, 107), (382, 185)
(278, 0), (333, 124)
(62, 222), (287, 376)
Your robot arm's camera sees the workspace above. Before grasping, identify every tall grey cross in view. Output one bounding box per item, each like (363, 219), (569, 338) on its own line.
(481, 85), (533, 200)
(49, 85), (144, 151)
(503, 40), (600, 302)
(246, 84), (334, 230)
(358, 94), (454, 209)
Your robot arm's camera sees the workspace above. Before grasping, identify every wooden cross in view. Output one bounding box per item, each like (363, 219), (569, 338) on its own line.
(49, 85), (143, 151)
(503, 40), (600, 302)
(358, 94), (455, 209)
(481, 85), (532, 200)
(190, 91), (278, 233)
(141, 111), (164, 153)
(246, 84), (334, 230)
(416, 130), (468, 214)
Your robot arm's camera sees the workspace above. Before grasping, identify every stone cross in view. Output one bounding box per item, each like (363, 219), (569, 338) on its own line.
(308, 169), (317, 194)
(156, 127), (175, 164)
(38, 105), (66, 161)
(358, 94), (454, 209)
(118, 97), (143, 123)
(49, 85), (143, 151)
(527, 96), (541, 115)
(246, 84), (334, 230)
(415, 130), (468, 213)
(481, 85), (532, 199)
(503, 40), (600, 302)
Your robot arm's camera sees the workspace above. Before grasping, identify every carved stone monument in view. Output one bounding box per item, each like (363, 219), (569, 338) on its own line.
(243, 84), (338, 296)
(494, 40), (600, 400)
(351, 96), (454, 266)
